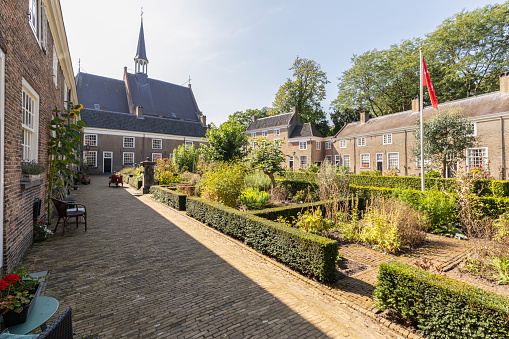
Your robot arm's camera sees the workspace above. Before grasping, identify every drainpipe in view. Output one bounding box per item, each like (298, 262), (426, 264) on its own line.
(404, 131), (408, 176)
(501, 117), (506, 180)
(353, 138), (356, 173)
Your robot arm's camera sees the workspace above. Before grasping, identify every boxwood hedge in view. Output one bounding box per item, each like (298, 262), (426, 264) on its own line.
(275, 179), (318, 195)
(150, 185), (187, 211)
(186, 197), (338, 282)
(375, 261), (509, 338)
(250, 201), (327, 221)
(123, 176), (142, 189)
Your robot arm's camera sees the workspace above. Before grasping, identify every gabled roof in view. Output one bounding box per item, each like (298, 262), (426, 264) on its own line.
(76, 72), (129, 113)
(135, 19), (147, 61)
(290, 123), (323, 138)
(246, 113), (293, 131)
(336, 91), (509, 138)
(81, 108), (207, 138)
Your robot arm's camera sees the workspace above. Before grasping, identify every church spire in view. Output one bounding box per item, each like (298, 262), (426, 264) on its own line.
(134, 9), (148, 75)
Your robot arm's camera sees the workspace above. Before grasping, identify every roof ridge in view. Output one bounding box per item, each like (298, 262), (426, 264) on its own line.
(254, 112), (292, 121)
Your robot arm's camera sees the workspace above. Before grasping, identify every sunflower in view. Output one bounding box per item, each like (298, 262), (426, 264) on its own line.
(69, 112), (76, 119)
(73, 104), (83, 111)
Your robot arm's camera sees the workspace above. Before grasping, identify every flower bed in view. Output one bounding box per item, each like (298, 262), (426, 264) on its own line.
(374, 261), (509, 338)
(186, 197), (338, 282)
(150, 185), (187, 211)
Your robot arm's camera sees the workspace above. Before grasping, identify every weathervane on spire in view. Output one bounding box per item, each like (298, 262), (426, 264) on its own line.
(141, 7), (144, 20)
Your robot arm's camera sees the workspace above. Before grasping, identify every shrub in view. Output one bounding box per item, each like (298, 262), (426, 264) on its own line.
(251, 201), (327, 221)
(418, 190), (458, 232)
(201, 162), (246, 207)
(244, 170), (271, 191)
(173, 144), (199, 173)
(374, 261), (509, 338)
(186, 197), (338, 282)
(292, 189), (318, 202)
(425, 170), (441, 178)
(150, 186), (187, 211)
(317, 161), (350, 223)
(276, 179), (318, 196)
(493, 211), (509, 244)
(239, 187), (270, 210)
(295, 207), (332, 235)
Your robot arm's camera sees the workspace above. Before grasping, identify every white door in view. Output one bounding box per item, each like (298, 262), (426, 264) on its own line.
(0, 48), (5, 270)
(103, 151), (113, 173)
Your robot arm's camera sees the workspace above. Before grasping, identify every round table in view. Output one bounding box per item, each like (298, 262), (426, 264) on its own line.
(7, 297), (59, 335)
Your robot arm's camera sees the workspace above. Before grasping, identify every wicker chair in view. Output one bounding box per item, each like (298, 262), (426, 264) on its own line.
(51, 187), (76, 203)
(37, 307), (73, 339)
(51, 199), (87, 235)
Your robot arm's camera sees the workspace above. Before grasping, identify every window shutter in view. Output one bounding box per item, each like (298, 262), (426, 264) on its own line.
(41, 2), (48, 52)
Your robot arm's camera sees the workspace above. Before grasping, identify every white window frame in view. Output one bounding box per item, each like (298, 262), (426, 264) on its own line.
(103, 151), (113, 173)
(415, 157), (431, 169)
(251, 132), (256, 137)
(262, 130), (268, 137)
(360, 153), (370, 168)
(123, 152), (135, 165)
(357, 137), (366, 147)
(383, 134), (392, 145)
(466, 147), (488, 171)
(339, 140), (347, 148)
(152, 153), (163, 162)
(316, 141), (321, 150)
(185, 141), (193, 148)
(470, 122), (477, 136)
(288, 156), (294, 169)
(387, 152), (399, 170)
(29, 0), (39, 38)
(21, 78), (39, 162)
(52, 47), (58, 87)
(335, 155), (341, 166)
(299, 141), (307, 150)
(325, 141), (331, 149)
(343, 155), (351, 170)
(123, 136), (135, 148)
(84, 134), (97, 147)
(83, 151), (97, 167)
(325, 155), (332, 163)
(274, 128), (280, 136)
(299, 155), (308, 168)
(152, 138), (162, 149)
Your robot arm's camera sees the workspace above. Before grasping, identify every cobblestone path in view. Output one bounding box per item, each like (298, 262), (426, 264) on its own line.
(20, 178), (401, 339)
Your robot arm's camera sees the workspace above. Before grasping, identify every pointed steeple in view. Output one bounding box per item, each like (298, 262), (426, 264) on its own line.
(134, 11), (148, 75)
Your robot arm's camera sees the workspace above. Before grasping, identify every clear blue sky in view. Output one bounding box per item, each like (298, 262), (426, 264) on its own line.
(61, 0), (498, 125)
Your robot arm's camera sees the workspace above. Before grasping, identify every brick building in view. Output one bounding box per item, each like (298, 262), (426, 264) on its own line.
(334, 74), (509, 180)
(0, 0), (77, 271)
(78, 18), (207, 174)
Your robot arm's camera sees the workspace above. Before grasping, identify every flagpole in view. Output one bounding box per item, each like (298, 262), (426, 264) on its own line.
(420, 47), (425, 192)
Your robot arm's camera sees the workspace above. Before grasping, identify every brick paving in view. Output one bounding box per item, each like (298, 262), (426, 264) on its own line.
(20, 177), (402, 339)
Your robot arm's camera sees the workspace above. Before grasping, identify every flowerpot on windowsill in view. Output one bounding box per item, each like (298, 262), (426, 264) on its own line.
(1, 282), (43, 328)
(21, 174), (41, 182)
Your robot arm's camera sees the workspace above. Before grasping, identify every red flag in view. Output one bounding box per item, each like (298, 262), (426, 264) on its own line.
(422, 57), (438, 109)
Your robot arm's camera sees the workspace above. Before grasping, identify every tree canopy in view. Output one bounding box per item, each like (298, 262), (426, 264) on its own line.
(248, 138), (286, 190)
(200, 120), (248, 162)
(227, 107), (270, 130)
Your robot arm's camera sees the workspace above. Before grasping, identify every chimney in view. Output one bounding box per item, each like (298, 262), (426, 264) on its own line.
(501, 72), (509, 95)
(412, 96), (419, 112)
(200, 114), (206, 126)
(292, 106), (298, 115)
(360, 111), (368, 124)
(136, 106), (143, 119)
(158, 111), (163, 118)
(252, 115), (256, 122)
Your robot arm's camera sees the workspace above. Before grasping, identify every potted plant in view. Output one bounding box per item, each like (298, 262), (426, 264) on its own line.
(21, 161), (45, 182)
(0, 268), (45, 327)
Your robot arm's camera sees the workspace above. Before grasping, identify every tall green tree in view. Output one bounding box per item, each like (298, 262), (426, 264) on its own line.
(173, 144), (199, 173)
(248, 138), (286, 190)
(227, 107), (270, 130)
(413, 109), (477, 177)
(330, 106), (364, 135)
(200, 120), (248, 162)
(272, 56), (330, 136)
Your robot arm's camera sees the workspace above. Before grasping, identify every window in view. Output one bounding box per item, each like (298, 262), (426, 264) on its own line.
(470, 122), (477, 136)
(152, 139), (162, 149)
(123, 152), (134, 165)
(339, 140), (347, 148)
(383, 134), (392, 145)
(343, 155), (351, 169)
(360, 154), (370, 168)
(415, 157), (431, 168)
(83, 151), (97, 167)
(466, 147), (488, 171)
(299, 141), (307, 150)
(185, 141), (193, 148)
(29, 0), (46, 47)
(152, 153), (162, 162)
(84, 134), (97, 147)
(274, 128), (280, 136)
(300, 155), (308, 167)
(262, 130), (268, 137)
(316, 141), (321, 150)
(325, 141), (331, 149)
(123, 137), (135, 148)
(357, 137), (366, 146)
(289, 156), (294, 169)
(21, 79), (39, 161)
(325, 155), (332, 163)
(251, 132), (256, 137)
(53, 48), (58, 87)
(168, 153), (173, 159)
(387, 152), (399, 169)
(335, 155), (341, 166)
(273, 139), (280, 146)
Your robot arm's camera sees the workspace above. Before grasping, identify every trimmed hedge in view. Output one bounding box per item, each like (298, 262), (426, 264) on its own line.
(251, 201), (327, 221)
(186, 197), (338, 282)
(276, 179), (318, 195)
(150, 185), (187, 211)
(471, 195), (509, 218)
(275, 171), (318, 182)
(123, 176), (142, 189)
(349, 184), (400, 200)
(374, 261), (509, 338)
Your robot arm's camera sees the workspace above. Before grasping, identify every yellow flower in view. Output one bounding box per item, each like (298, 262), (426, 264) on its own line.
(74, 104), (83, 111)
(69, 112), (76, 119)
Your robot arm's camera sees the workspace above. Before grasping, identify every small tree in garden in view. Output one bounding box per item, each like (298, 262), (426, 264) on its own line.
(47, 103), (86, 223)
(201, 162), (246, 207)
(200, 121), (248, 162)
(173, 144), (199, 173)
(248, 138), (286, 190)
(413, 108), (477, 177)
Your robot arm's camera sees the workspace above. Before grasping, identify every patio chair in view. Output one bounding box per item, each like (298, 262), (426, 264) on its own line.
(37, 307), (73, 339)
(51, 199), (87, 235)
(51, 187), (75, 203)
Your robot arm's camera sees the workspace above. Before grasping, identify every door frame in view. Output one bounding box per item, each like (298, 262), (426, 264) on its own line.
(376, 153), (383, 171)
(103, 151), (113, 173)
(0, 48), (6, 270)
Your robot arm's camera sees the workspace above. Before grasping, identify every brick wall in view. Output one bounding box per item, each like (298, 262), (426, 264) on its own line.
(1, 0), (67, 271)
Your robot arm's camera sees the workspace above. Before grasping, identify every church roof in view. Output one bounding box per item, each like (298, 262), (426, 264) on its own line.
(290, 123), (323, 138)
(81, 108), (207, 138)
(76, 72), (129, 113)
(135, 19), (147, 61)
